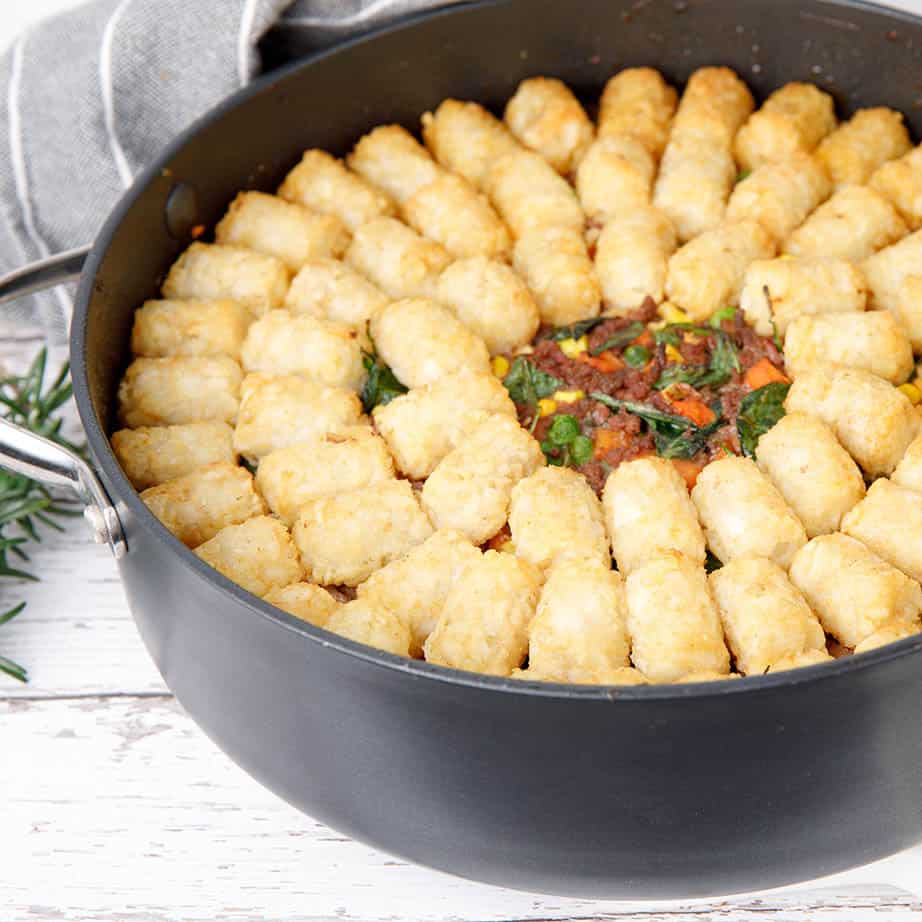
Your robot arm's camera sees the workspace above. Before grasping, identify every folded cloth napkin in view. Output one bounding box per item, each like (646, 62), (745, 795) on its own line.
(0, 0), (457, 344)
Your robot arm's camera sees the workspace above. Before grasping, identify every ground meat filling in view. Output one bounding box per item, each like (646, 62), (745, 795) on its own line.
(502, 297), (790, 493)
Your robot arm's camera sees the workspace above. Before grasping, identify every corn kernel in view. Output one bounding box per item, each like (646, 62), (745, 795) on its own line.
(553, 389), (585, 403)
(537, 398), (557, 416)
(492, 355), (510, 378)
(659, 302), (689, 324)
(498, 539), (516, 553)
(665, 344), (683, 364)
(558, 335), (588, 358)
(899, 382), (922, 405)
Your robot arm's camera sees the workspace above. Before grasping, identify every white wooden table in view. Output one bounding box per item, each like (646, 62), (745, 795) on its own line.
(4, 1), (922, 918)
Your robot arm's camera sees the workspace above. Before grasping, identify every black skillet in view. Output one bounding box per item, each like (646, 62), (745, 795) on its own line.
(2, 0), (922, 899)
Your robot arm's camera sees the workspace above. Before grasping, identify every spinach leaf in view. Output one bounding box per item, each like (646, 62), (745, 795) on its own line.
(590, 392), (722, 461)
(590, 321), (645, 355)
(655, 407), (722, 459)
(361, 352), (408, 413)
(503, 357), (563, 405)
(654, 331), (740, 391)
(546, 317), (605, 341)
(589, 393), (692, 434)
(736, 382), (790, 459)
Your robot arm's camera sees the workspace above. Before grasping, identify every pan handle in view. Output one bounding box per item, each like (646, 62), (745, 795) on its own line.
(0, 247), (126, 558)
(0, 245), (90, 305)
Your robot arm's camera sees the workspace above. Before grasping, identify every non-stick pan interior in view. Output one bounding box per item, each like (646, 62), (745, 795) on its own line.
(76, 0), (922, 442)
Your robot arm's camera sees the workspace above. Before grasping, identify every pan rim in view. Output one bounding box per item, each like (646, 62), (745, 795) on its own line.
(71, 0), (922, 702)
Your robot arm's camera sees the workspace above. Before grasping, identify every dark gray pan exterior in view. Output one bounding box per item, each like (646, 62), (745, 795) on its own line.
(70, 0), (922, 898)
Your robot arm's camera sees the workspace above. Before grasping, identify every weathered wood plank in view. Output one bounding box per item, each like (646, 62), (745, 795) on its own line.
(2, 696), (921, 922)
(0, 515), (165, 698)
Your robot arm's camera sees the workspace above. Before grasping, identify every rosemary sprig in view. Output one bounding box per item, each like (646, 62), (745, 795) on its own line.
(0, 348), (83, 682)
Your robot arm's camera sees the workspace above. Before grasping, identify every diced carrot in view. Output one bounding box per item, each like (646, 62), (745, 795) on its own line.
(593, 428), (628, 459)
(581, 350), (624, 373)
(632, 330), (655, 347)
(744, 357), (790, 390)
(671, 457), (707, 490)
(668, 397), (716, 427)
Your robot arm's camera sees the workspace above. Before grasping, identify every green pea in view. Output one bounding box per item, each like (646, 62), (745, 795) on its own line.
(547, 414), (581, 446)
(569, 434), (594, 466)
(623, 344), (651, 368)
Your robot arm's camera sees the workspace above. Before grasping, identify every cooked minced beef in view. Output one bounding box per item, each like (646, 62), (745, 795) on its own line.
(503, 299), (789, 494)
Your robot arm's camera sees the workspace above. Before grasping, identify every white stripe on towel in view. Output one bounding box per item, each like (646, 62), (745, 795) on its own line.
(99, 0), (135, 189)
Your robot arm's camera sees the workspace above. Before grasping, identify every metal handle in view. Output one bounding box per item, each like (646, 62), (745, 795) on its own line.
(0, 248), (126, 558)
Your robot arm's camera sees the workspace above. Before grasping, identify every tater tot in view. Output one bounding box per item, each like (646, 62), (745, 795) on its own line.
(784, 186), (907, 262)
(347, 124), (442, 203)
(854, 620), (922, 655)
(130, 299), (251, 360)
(513, 225), (601, 326)
(509, 467), (609, 571)
(140, 462), (266, 547)
(278, 149), (396, 232)
(256, 428), (395, 525)
(117, 356), (241, 428)
(436, 257), (539, 354)
(595, 206), (676, 313)
(162, 242), (289, 316)
(734, 82), (837, 171)
(111, 421), (235, 491)
(870, 144), (922, 231)
(214, 191), (350, 271)
(233, 373), (363, 460)
(195, 515), (304, 597)
(815, 107), (911, 189)
(665, 220), (775, 321)
(483, 149), (585, 237)
(624, 550), (730, 683)
(789, 533), (922, 647)
(421, 413), (545, 545)
(504, 77), (594, 175)
(841, 479), (922, 583)
(710, 556), (827, 675)
(768, 649), (833, 673)
(240, 310), (365, 391)
(597, 66), (678, 160)
(357, 529), (481, 656)
(892, 432), (922, 494)
(691, 456), (807, 568)
(756, 412), (866, 538)
(283, 258), (388, 329)
(575, 134), (655, 224)
(372, 370), (515, 480)
(369, 297), (490, 388)
(784, 366), (920, 477)
(653, 136), (736, 242)
(670, 66), (754, 146)
(325, 598), (412, 657)
(784, 310), (913, 384)
(862, 229), (922, 350)
(603, 457), (706, 575)
(739, 257), (867, 337)
(402, 172), (511, 260)
(263, 582), (339, 628)
(346, 216), (451, 300)
(523, 558), (631, 683)
(725, 153), (832, 244)
(424, 550), (542, 676)
(420, 98), (521, 189)
(293, 479), (433, 587)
